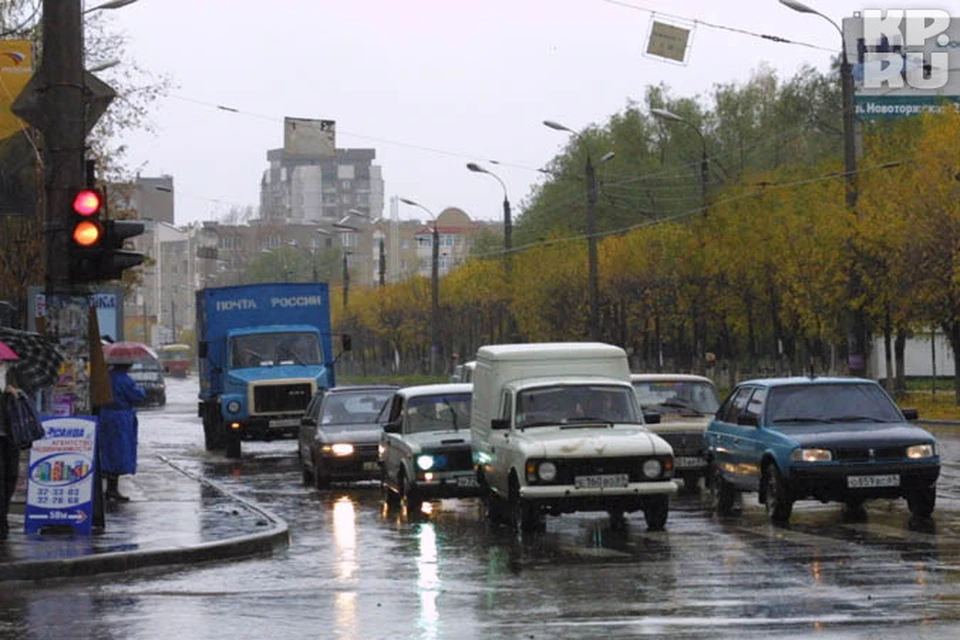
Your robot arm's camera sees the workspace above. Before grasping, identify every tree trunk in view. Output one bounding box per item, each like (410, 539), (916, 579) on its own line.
(894, 329), (907, 398)
(883, 306), (893, 393)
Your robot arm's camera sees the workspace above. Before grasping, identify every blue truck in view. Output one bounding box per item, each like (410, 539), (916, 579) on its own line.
(196, 282), (347, 459)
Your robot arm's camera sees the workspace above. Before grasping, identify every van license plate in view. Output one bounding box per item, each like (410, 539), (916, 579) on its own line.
(575, 474), (628, 489)
(674, 456), (705, 469)
(457, 476), (478, 488)
(269, 418), (300, 428)
(847, 474), (900, 488)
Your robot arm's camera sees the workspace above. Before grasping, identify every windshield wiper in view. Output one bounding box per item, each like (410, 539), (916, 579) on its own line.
(771, 417), (829, 424)
(831, 415), (890, 423)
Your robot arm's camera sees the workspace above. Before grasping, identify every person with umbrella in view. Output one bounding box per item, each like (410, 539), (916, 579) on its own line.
(0, 340), (24, 539)
(99, 351), (146, 502)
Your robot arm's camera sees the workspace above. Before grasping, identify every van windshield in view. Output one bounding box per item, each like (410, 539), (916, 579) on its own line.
(515, 384), (640, 427)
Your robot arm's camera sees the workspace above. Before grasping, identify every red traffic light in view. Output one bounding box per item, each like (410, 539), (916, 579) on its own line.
(73, 189), (102, 216)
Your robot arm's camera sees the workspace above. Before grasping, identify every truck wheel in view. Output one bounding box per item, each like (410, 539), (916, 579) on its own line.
(643, 495), (669, 531)
(225, 429), (242, 460)
(763, 462), (794, 523)
(712, 465), (737, 517)
(202, 407), (223, 451)
(906, 485), (936, 518)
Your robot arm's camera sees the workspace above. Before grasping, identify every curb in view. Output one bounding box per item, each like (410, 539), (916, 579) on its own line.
(0, 455), (290, 583)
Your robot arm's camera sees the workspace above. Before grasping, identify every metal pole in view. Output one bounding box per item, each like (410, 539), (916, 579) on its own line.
(378, 238), (386, 286)
(585, 154), (600, 342)
(502, 195), (512, 258)
(699, 146), (709, 213)
(431, 222), (440, 376)
(40, 0), (85, 293)
(342, 251), (349, 309)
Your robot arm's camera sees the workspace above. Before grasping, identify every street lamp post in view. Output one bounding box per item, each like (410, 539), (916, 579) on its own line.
(780, 0), (865, 376)
(543, 120), (613, 342)
(650, 108), (709, 212)
(400, 197), (440, 376)
(466, 163), (512, 259)
(342, 250), (352, 309)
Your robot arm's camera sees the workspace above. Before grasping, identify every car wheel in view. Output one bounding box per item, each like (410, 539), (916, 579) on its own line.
(711, 465), (736, 516)
(508, 476), (541, 533)
(906, 485), (936, 518)
(643, 495), (669, 531)
(314, 461), (331, 490)
(400, 470), (422, 516)
(764, 462), (794, 523)
(382, 469), (400, 508)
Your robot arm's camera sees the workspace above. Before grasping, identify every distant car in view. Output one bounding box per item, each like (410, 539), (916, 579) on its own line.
(631, 373), (720, 492)
(379, 383), (477, 514)
(705, 376), (940, 523)
(297, 385), (398, 489)
(449, 360), (476, 384)
(129, 360), (166, 407)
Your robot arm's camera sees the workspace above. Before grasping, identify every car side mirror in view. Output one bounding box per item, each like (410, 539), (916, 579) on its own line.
(198, 342), (208, 359)
(643, 411), (661, 425)
(491, 418), (510, 431)
(383, 421), (401, 434)
(737, 414), (759, 427)
(301, 416), (317, 427)
(901, 408), (919, 421)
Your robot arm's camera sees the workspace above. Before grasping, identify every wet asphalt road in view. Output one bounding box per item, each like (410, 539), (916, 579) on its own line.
(2, 377), (960, 640)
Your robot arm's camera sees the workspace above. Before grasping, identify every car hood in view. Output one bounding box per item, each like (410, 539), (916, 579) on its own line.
(772, 422), (936, 447)
(404, 430), (471, 449)
(512, 426), (672, 457)
(318, 426), (383, 445)
(648, 416), (710, 434)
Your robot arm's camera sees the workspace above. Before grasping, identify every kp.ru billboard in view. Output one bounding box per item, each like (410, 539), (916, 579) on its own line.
(843, 11), (959, 118)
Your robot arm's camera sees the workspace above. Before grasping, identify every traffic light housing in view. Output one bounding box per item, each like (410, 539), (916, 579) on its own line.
(67, 187), (145, 284)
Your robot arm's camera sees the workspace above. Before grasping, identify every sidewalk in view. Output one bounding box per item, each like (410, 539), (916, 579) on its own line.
(0, 450), (289, 582)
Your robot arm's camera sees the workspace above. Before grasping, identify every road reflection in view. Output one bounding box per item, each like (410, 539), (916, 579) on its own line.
(417, 522), (439, 639)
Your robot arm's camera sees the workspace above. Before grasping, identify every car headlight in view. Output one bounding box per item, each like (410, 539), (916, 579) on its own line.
(417, 455), (435, 471)
(906, 443), (936, 459)
(791, 448), (832, 462)
(378, 443), (385, 457)
(330, 443), (354, 457)
(226, 400), (241, 413)
(642, 458), (663, 479)
(538, 461), (557, 482)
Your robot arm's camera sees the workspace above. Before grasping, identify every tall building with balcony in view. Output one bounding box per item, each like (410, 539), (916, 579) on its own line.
(260, 148), (384, 223)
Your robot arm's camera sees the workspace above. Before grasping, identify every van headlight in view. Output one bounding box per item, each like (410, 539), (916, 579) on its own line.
(642, 459), (663, 479)
(538, 461), (557, 482)
(417, 455), (435, 470)
(226, 400), (241, 413)
(329, 443), (354, 457)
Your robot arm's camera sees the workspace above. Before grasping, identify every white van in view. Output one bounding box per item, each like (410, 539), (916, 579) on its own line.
(471, 343), (677, 532)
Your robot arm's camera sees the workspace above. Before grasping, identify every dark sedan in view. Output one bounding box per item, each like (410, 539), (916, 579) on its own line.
(297, 385), (397, 489)
(705, 376), (940, 523)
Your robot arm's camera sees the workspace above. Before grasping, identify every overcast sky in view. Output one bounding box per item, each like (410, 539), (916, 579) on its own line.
(101, 0), (946, 225)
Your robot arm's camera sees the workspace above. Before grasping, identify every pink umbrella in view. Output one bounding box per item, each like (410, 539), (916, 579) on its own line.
(0, 339), (20, 361)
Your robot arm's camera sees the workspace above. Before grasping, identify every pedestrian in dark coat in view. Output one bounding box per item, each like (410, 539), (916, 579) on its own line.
(0, 356), (23, 539)
(99, 363), (146, 501)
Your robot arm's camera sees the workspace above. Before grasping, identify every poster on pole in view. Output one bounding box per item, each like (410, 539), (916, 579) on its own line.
(644, 17), (694, 65)
(0, 39), (37, 216)
(24, 416), (98, 535)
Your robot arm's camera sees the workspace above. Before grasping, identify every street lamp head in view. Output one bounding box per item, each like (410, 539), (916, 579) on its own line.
(599, 151), (616, 163)
(543, 120), (572, 133)
(466, 162), (487, 174)
(399, 197), (419, 207)
(650, 108), (684, 123)
(89, 59), (120, 73)
(779, 0), (817, 14)
(84, 0), (138, 13)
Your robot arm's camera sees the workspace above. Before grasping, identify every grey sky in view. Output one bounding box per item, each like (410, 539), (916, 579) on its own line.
(102, 0), (946, 225)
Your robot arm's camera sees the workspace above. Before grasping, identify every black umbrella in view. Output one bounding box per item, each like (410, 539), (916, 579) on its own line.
(0, 327), (64, 393)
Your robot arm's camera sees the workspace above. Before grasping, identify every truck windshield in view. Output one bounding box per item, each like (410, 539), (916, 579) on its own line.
(230, 332), (322, 368)
(515, 384), (640, 427)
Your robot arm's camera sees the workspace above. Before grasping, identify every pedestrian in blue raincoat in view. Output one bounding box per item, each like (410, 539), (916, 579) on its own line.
(99, 363), (146, 501)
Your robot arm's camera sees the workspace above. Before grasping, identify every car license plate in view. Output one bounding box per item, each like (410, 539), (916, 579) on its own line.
(269, 418), (300, 428)
(457, 476), (478, 488)
(362, 461), (379, 471)
(674, 456), (705, 469)
(847, 474), (900, 488)
(575, 474), (629, 489)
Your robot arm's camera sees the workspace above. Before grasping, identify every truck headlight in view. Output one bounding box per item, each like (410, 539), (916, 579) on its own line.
(906, 443), (936, 459)
(417, 455), (435, 471)
(538, 461), (557, 482)
(791, 448), (832, 462)
(330, 443), (354, 457)
(642, 459), (663, 479)
(226, 400), (241, 414)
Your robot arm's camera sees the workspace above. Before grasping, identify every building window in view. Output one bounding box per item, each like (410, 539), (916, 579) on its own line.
(340, 232), (356, 248)
(417, 236), (432, 249)
(441, 234), (455, 248)
(356, 193), (369, 204)
(340, 193), (352, 204)
(340, 180), (352, 190)
(337, 165), (355, 180)
(401, 240), (410, 250)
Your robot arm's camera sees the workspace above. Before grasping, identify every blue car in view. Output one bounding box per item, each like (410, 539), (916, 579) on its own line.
(705, 376), (940, 523)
